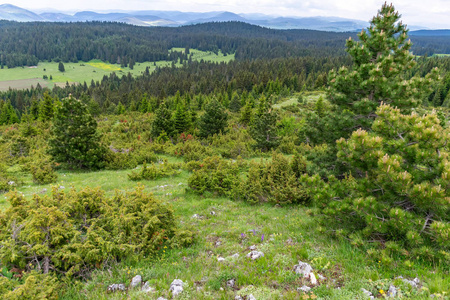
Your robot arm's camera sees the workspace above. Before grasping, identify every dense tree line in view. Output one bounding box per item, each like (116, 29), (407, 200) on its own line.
(0, 20), (449, 68)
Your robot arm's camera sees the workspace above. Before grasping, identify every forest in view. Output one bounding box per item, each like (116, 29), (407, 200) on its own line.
(0, 3), (449, 300)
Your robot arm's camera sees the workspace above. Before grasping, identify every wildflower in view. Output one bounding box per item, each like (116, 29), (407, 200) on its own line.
(380, 289), (385, 294)
(261, 234), (265, 242)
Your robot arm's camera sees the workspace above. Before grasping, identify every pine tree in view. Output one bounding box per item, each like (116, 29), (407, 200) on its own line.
(116, 101), (126, 115)
(48, 95), (105, 169)
(328, 3), (438, 130)
(240, 101), (253, 125)
(151, 104), (174, 138)
(198, 99), (228, 138)
(173, 104), (189, 134)
(58, 62), (65, 72)
(249, 98), (279, 151)
(229, 92), (241, 112)
(38, 92), (55, 122)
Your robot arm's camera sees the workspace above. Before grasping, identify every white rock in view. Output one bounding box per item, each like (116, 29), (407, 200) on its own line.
(246, 251), (264, 260)
(248, 294), (256, 300)
(361, 288), (374, 299)
(310, 272), (317, 285)
(396, 276), (420, 288)
(249, 245), (257, 250)
(218, 257), (225, 262)
(170, 279), (184, 296)
(130, 275), (142, 288)
(298, 285), (311, 292)
(227, 279), (235, 288)
(318, 274), (326, 281)
(210, 211), (216, 215)
(293, 261), (313, 278)
(235, 296), (243, 300)
(192, 214), (200, 219)
(107, 283), (126, 292)
(388, 285), (397, 298)
(230, 253), (240, 259)
(157, 298), (168, 300)
(141, 282), (154, 293)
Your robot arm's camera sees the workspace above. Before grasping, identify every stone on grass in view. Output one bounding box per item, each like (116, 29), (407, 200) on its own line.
(361, 288), (374, 299)
(293, 261), (313, 278)
(210, 211), (216, 215)
(318, 274), (326, 281)
(396, 276), (420, 288)
(309, 272), (317, 285)
(141, 282), (154, 293)
(246, 251), (264, 260)
(235, 296), (243, 300)
(107, 283), (126, 292)
(248, 294), (256, 300)
(157, 298), (168, 300)
(227, 279), (235, 288)
(249, 245), (257, 250)
(170, 279), (184, 296)
(387, 285), (397, 298)
(217, 257), (225, 262)
(229, 253), (239, 259)
(298, 286), (311, 293)
(130, 275), (142, 288)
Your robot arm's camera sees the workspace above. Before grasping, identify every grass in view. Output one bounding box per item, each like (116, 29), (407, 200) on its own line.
(273, 91), (326, 109)
(0, 48), (235, 91)
(3, 155), (448, 299)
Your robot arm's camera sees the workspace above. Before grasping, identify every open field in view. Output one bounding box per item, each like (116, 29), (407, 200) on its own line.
(0, 49), (235, 91)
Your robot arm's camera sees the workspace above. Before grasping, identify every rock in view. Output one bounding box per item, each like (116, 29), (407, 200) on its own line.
(298, 285), (311, 293)
(8, 181), (15, 185)
(157, 298), (168, 300)
(293, 261), (313, 278)
(130, 275), (142, 288)
(318, 274), (326, 281)
(387, 285), (397, 298)
(107, 283), (126, 292)
(248, 294), (256, 300)
(59, 185), (65, 189)
(235, 296), (243, 300)
(229, 253), (239, 259)
(217, 257), (225, 262)
(396, 276), (420, 288)
(215, 241), (221, 247)
(192, 214), (200, 219)
(141, 281), (154, 293)
(249, 245), (257, 250)
(227, 279), (235, 288)
(361, 288), (374, 299)
(246, 251), (264, 260)
(170, 279), (184, 296)
(210, 211), (216, 215)
(310, 272), (317, 285)
(40, 188), (48, 194)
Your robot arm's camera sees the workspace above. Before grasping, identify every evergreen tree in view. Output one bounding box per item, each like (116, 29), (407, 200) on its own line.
(198, 99), (228, 138)
(250, 98), (279, 151)
(151, 104), (174, 138)
(48, 96), (105, 169)
(38, 92), (55, 122)
(173, 104), (189, 134)
(240, 101), (253, 125)
(328, 3), (438, 130)
(116, 101), (126, 115)
(229, 92), (241, 112)
(58, 62), (65, 72)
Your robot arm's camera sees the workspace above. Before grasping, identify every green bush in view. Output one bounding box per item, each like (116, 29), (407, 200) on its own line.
(0, 272), (60, 300)
(0, 185), (192, 279)
(128, 160), (181, 181)
(187, 156), (240, 196)
(237, 152), (309, 205)
(30, 162), (58, 185)
(174, 139), (214, 162)
(105, 150), (138, 170)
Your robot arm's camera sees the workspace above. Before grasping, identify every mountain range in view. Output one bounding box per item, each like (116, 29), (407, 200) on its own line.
(0, 3), (434, 32)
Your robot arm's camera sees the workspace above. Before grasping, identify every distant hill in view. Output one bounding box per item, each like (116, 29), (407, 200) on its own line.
(409, 29), (450, 36)
(0, 4), (44, 22)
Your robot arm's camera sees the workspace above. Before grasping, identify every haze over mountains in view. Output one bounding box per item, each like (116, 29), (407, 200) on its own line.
(0, 3), (376, 32)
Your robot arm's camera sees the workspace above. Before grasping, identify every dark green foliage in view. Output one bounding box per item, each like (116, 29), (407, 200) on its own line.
(237, 152), (309, 205)
(174, 139), (215, 162)
(58, 62), (65, 72)
(0, 102), (19, 125)
(0, 166), (18, 193)
(0, 271), (60, 299)
(249, 99), (280, 151)
(187, 156), (240, 195)
(198, 99), (228, 138)
(173, 104), (190, 134)
(151, 104), (174, 138)
(104, 151), (138, 170)
(128, 160), (181, 181)
(0, 185), (192, 279)
(38, 92), (55, 122)
(48, 96), (106, 169)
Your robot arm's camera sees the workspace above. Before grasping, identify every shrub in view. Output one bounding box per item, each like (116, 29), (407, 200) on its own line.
(174, 139), (214, 162)
(187, 156), (240, 196)
(30, 162), (58, 185)
(0, 186), (192, 280)
(128, 160), (181, 181)
(237, 152), (309, 205)
(105, 150), (138, 170)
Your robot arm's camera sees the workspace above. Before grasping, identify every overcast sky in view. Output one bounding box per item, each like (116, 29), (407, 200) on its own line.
(5, 0), (450, 28)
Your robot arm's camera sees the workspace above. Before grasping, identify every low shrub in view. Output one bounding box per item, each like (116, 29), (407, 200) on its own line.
(0, 185), (193, 280)
(30, 162), (58, 185)
(174, 140), (214, 162)
(128, 160), (182, 181)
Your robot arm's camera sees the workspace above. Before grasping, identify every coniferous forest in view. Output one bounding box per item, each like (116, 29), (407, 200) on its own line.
(0, 3), (449, 299)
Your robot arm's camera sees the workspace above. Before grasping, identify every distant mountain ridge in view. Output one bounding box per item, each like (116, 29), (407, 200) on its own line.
(0, 3), (436, 32)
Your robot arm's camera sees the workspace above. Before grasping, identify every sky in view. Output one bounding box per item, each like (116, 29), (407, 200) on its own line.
(4, 0), (450, 28)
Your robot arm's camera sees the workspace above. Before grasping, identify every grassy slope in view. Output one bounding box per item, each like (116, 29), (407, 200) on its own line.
(0, 48), (234, 90)
(3, 155), (448, 299)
